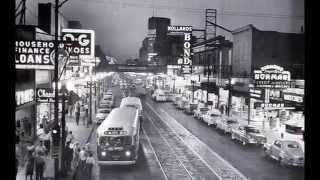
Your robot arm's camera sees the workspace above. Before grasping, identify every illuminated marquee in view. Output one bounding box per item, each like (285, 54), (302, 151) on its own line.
(254, 65), (291, 89)
(16, 89), (34, 106)
(168, 25), (193, 74)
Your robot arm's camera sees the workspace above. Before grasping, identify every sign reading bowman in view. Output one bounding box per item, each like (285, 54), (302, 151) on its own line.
(167, 25), (192, 74)
(254, 65), (291, 89)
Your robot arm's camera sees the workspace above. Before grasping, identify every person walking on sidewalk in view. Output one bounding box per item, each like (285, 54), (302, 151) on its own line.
(76, 102), (81, 125)
(43, 131), (51, 156)
(85, 105), (89, 128)
(66, 131), (75, 145)
(65, 142), (74, 172)
(72, 143), (81, 171)
(85, 152), (95, 180)
(79, 147), (87, 172)
(35, 152), (45, 180)
(35, 141), (46, 156)
(25, 151), (35, 180)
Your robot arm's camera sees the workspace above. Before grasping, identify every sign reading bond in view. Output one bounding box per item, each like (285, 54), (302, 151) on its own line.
(167, 25), (192, 74)
(254, 65), (291, 89)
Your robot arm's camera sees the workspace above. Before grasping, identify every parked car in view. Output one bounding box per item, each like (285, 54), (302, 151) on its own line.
(164, 91), (174, 102)
(202, 109), (222, 126)
(152, 89), (166, 102)
(193, 107), (209, 120)
(95, 108), (109, 125)
(184, 101), (198, 114)
(263, 139), (304, 167)
(231, 125), (267, 146)
(177, 98), (189, 110)
(216, 117), (238, 134)
(173, 95), (183, 106)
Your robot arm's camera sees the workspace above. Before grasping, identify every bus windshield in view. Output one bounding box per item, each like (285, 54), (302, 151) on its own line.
(99, 136), (132, 147)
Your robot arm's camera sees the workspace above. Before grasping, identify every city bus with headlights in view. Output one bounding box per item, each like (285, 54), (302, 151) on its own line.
(96, 107), (140, 165)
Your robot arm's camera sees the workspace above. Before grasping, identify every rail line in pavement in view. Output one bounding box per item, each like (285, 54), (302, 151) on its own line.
(144, 101), (249, 180)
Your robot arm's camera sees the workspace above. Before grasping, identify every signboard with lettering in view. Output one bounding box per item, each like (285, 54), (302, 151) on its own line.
(283, 94), (303, 103)
(168, 25), (192, 74)
(16, 89), (34, 106)
(61, 29), (95, 58)
(253, 65), (291, 89)
(254, 102), (294, 110)
(15, 41), (55, 70)
(36, 88), (55, 103)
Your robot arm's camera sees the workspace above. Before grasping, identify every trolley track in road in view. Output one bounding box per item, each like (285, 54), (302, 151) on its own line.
(143, 105), (220, 180)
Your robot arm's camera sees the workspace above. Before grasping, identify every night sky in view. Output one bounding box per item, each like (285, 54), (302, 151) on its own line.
(24, 0), (304, 62)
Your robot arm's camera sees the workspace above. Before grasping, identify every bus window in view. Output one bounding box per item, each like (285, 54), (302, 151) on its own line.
(99, 136), (132, 147)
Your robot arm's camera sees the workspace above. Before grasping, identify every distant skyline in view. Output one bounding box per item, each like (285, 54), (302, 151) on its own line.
(24, 0), (304, 61)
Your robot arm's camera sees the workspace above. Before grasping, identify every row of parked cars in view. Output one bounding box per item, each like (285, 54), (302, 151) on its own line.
(151, 90), (304, 167)
(95, 89), (115, 125)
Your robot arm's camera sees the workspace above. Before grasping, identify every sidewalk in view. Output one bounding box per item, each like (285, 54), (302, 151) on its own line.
(16, 96), (97, 180)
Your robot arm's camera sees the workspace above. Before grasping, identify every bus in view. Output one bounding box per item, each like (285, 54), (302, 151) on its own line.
(96, 107), (140, 165)
(120, 97), (143, 120)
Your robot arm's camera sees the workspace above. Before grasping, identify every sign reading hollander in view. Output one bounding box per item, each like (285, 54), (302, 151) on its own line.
(167, 25), (192, 74)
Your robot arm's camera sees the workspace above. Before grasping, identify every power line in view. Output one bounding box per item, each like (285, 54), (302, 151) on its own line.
(79, 0), (304, 20)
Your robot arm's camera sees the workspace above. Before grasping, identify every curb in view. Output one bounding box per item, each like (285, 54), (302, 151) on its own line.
(86, 123), (96, 143)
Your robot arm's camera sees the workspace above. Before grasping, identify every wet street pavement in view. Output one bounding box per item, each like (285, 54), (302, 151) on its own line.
(82, 82), (304, 180)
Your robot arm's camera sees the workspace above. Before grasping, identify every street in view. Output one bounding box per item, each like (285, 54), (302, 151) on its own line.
(81, 84), (304, 180)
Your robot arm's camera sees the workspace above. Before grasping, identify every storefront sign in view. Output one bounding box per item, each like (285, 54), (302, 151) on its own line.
(15, 41), (55, 69)
(249, 88), (262, 98)
(61, 29), (95, 58)
(16, 89), (34, 106)
(36, 88), (55, 103)
(168, 25), (193, 74)
(253, 65), (291, 89)
(254, 102), (294, 110)
(283, 94), (303, 103)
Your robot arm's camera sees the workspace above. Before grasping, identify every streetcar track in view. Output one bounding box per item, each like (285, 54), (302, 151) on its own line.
(142, 126), (169, 180)
(145, 111), (195, 179)
(143, 111), (193, 180)
(145, 101), (248, 180)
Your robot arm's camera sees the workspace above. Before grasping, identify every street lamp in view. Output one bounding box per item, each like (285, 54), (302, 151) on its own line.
(172, 76), (176, 93)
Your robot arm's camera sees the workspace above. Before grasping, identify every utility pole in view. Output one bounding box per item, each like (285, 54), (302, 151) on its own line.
(53, 0), (60, 179)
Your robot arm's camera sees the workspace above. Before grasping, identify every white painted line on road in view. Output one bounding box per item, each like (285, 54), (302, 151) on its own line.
(142, 126), (169, 180)
(146, 112), (195, 179)
(146, 102), (248, 180)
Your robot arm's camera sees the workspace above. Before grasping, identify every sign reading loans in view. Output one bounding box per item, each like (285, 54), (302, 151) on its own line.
(62, 29), (95, 58)
(15, 41), (55, 69)
(168, 25), (192, 74)
(254, 65), (291, 89)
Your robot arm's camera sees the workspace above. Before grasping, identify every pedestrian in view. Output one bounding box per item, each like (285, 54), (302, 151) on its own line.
(35, 141), (46, 156)
(72, 143), (81, 170)
(84, 143), (91, 155)
(16, 157), (19, 178)
(81, 105), (86, 126)
(43, 131), (51, 156)
(35, 152), (46, 180)
(65, 142), (74, 172)
(76, 102), (80, 126)
(25, 151), (35, 180)
(79, 147), (87, 172)
(66, 131), (75, 145)
(85, 105), (89, 127)
(85, 152), (95, 180)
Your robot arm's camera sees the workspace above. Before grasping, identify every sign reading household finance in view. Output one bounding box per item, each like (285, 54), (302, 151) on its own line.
(15, 29), (95, 70)
(167, 25), (192, 74)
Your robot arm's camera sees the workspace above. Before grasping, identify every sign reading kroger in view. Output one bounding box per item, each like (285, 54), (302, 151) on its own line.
(254, 65), (291, 89)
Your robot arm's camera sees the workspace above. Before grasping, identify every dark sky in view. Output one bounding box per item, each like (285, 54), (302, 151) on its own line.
(25, 0), (304, 61)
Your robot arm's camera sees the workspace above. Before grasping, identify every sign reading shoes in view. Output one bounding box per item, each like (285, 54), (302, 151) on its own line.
(61, 29), (95, 58)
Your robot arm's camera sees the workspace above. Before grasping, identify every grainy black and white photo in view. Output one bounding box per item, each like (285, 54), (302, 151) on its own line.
(14, 0), (305, 179)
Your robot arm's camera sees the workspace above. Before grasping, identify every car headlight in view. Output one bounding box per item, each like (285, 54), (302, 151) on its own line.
(125, 150), (131, 157)
(101, 151), (107, 156)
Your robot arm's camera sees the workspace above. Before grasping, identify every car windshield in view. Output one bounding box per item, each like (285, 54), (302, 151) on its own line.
(246, 127), (260, 133)
(211, 114), (219, 117)
(227, 120), (237, 124)
(98, 109), (109, 113)
(287, 143), (300, 149)
(200, 108), (209, 112)
(99, 136), (132, 147)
